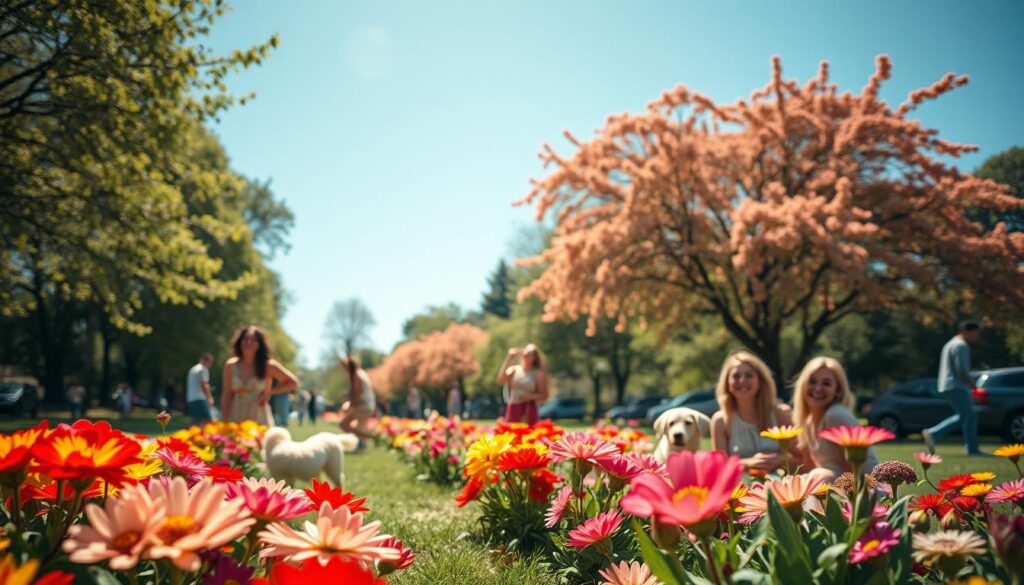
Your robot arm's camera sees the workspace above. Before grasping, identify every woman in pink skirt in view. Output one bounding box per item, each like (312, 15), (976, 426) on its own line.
(496, 344), (548, 425)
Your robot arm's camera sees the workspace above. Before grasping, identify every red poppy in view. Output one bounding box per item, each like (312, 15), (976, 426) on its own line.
(253, 556), (386, 585)
(206, 465), (243, 483)
(937, 474), (977, 493)
(455, 477), (484, 508)
(29, 420), (142, 489)
(0, 421), (49, 487)
(303, 479), (369, 513)
(497, 447), (550, 472)
(528, 468), (559, 503)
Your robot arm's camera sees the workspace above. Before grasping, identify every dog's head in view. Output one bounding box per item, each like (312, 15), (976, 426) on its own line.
(653, 407), (711, 450)
(262, 426), (291, 454)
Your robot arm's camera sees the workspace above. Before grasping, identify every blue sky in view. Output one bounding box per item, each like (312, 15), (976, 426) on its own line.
(205, 1), (1024, 364)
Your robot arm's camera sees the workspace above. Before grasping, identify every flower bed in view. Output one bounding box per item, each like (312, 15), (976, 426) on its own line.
(0, 418), (413, 583)
(453, 422), (1024, 585)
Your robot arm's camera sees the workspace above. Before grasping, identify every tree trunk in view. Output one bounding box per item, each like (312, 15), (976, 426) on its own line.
(756, 337), (789, 402)
(100, 319), (112, 403)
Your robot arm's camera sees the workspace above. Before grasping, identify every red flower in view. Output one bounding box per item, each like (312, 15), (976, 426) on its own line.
(303, 479), (369, 513)
(22, 479), (104, 502)
(206, 465), (243, 483)
(937, 474), (978, 493)
(377, 535), (416, 573)
(455, 477), (484, 508)
(30, 420), (141, 488)
(35, 570), (75, 585)
(910, 493), (950, 516)
(254, 556), (386, 585)
(528, 469), (559, 503)
(498, 447), (550, 472)
(157, 436), (199, 456)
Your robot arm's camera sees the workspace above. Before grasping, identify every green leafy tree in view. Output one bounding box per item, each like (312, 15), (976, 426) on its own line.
(401, 302), (482, 341)
(481, 259), (513, 319)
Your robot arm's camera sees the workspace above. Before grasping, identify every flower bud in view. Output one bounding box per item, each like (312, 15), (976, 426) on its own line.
(908, 509), (931, 533)
(940, 510), (960, 530)
(650, 518), (681, 551)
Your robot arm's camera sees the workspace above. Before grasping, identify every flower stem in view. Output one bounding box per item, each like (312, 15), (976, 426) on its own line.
(701, 537), (722, 585)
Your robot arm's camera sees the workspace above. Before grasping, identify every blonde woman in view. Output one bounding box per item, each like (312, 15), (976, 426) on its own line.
(710, 350), (795, 472)
(793, 356), (879, 481)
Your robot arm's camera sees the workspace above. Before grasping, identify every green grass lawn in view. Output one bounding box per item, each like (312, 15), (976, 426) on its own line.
(1, 411), (1019, 584)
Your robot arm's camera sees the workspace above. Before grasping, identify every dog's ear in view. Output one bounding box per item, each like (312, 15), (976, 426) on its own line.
(653, 410), (671, 438)
(692, 411), (711, 437)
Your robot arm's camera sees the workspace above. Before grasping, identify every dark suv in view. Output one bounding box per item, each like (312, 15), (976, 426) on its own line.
(0, 381), (42, 417)
(867, 368), (1024, 442)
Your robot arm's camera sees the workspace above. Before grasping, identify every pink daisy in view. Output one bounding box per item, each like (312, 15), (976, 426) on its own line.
(258, 501), (400, 567)
(598, 457), (644, 482)
(986, 479), (1024, 505)
(224, 477), (314, 523)
(915, 452), (943, 470)
(849, 522), (901, 564)
(842, 501), (890, 524)
(547, 432), (621, 465)
(599, 560), (662, 585)
(818, 426), (894, 448)
(545, 485), (574, 528)
(156, 448), (209, 484)
(62, 483), (165, 569)
(566, 510), (623, 549)
(623, 452), (666, 475)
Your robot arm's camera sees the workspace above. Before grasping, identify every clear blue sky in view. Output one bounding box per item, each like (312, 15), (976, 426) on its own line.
(205, 0), (1024, 364)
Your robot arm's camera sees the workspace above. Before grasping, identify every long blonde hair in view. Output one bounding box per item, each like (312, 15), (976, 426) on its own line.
(792, 356), (856, 443)
(714, 350), (778, 430)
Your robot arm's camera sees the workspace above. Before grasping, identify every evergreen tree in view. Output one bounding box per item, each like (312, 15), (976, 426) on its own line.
(481, 259), (512, 319)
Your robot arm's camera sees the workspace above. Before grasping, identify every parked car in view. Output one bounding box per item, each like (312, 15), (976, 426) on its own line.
(867, 368), (1024, 442)
(0, 381), (42, 417)
(463, 396), (501, 419)
(605, 395), (666, 421)
(539, 396), (587, 421)
(646, 388), (718, 424)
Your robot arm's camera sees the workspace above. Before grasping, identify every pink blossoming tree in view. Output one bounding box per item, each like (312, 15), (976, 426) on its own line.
(517, 55), (1024, 387)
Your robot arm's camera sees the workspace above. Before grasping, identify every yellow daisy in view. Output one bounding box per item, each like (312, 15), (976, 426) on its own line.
(960, 483), (993, 498)
(760, 425), (802, 441)
(994, 444), (1024, 462)
(970, 472), (996, 482)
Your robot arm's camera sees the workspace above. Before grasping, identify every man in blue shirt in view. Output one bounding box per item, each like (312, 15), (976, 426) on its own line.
(922, 321), (985, 456)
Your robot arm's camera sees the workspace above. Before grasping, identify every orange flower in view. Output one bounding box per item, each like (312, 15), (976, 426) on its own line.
(30, 421), (142, 489)
(498, 446), (551, 472)
(303, 479), (369, 513)
(0, 422), (49, 487)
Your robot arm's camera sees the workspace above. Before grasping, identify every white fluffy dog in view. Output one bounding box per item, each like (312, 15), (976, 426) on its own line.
(262, 427), (359, 488)
(652, 407), (711, 463)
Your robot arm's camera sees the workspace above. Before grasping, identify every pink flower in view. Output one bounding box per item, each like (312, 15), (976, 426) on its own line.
(818, 426), (894, 448)
(599, 560), (662, 585)
(376, 536), (416, 573)
(623, 452), (666, 475)
(62, 483), (165, 569)
(224, 477), (314, 523)
(987, 479), (1024, 505)
(258, 502), (400, 567)
(842, 501), (890, 524)
(915, 452), (942, 469)
(545, 485), (574, 528)
(547, 432), (620, 465)
(156, 448), (209, 484)
(849, 522), (901, 564)
(738, 473), (823, 523)
(598, 457), (644, 482)
(566, 510), (623, 548)
(620, 450), (742, 534)
(146, 477), (255, 571)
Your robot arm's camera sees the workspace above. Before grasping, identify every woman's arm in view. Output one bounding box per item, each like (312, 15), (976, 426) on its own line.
(496, 349), (518, 385)
(221, 362), (234, 416)
(710, 412), (729, 453)
(268, 360), (300, 396)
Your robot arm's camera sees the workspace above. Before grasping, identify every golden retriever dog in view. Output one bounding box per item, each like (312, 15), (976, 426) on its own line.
(652, 407), (711, 463)
(262, 427), (359, 488)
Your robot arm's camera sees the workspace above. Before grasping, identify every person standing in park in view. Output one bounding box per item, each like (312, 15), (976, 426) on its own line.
(113, 382), (132, 420)
(269, 389), (291, 427)
(339, 356), (375, 447)
(66, 384), (85, 420)
(496, 344), (548, 425)
(447, 383), (462, 418)
(186, 353), (216, 425)
(222, 325), (300, 426)
(406, 385), (422, 419)
(923, 321), (985, 456)
(295, 388), (312, 425)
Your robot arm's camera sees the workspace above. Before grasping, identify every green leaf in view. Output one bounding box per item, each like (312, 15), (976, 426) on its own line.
(766, 492), (814, 585)
(633, 519), (691, 585)
(815, 543), (849, 574)
(731, 569), (772, 585)
(88, 567), (123, 585)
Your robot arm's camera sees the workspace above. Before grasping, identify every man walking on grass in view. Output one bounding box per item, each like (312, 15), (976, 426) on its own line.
(186, 353), (216, 425)
(923, 321), (986, 456)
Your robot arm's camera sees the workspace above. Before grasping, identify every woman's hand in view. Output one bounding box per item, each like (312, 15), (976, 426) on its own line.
(742, 452), (784, 472)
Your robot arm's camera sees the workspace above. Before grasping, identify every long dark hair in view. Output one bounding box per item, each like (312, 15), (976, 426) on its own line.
(231, 325), (274, 379)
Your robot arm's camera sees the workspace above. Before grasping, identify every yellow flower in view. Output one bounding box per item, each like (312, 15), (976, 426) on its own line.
(947, 577), (1004, 585)
(124, 457), (164, 482)
(970, 472), (996, 482)
(994, 444), (1024, 462)
(760, 425), (802, 441)
(464, 433), (515, 480)
(960, 483), (993, 498)
(0, 555), (39, 585)
(813, 483), (832, 497)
